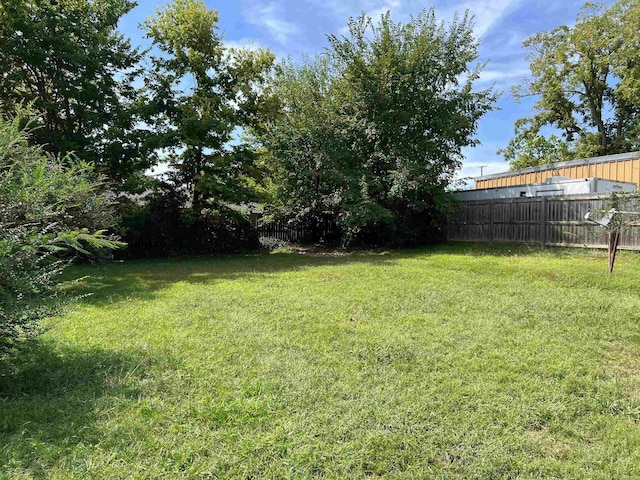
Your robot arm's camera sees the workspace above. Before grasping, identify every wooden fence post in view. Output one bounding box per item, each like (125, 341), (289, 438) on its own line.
(540, 196), (547, 247)
(489, 200), (495, 242)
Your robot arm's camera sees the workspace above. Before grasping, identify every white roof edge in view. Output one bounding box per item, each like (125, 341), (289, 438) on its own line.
(476, 151), (640, 182)
(454, 176), (635, 192)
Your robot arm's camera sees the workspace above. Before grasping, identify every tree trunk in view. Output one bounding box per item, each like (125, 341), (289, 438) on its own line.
(192, 148), (204, 214)
(583, 77), (608, 150)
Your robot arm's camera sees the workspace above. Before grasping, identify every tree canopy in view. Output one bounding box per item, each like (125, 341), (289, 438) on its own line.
(0, 0), (146, 184)
(142, 0), (277, 214)
(258, 10), (496, 245)
(501, 0), (640, 169)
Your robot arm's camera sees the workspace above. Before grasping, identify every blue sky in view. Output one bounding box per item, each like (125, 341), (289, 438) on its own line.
(119, 0), (612, 184)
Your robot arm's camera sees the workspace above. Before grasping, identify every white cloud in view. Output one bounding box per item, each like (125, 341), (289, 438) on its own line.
(244, 2), (300, 44)
(437, 0), (521, 39)
(308, 0), (404, 37)
(368, 0), (402, 21)
(324, 0), (403, 36)
(459, 159), (507, 178)
(477, 67), (529, 86)
(224, 38), (264, 52)
(306, 0), (363, 22)
(317, 0), (521, 47)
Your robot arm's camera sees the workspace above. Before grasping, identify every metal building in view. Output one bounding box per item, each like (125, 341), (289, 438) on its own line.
(452, 176), (636, 202)
(475, 152), (640, 190)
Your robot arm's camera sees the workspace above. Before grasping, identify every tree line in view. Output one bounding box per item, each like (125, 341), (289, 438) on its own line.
(0, 0), (495, 250)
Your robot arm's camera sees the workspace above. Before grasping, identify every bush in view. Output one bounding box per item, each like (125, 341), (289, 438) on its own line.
(343, 199), (448, 248)
(0, 114), (121, 361)
(264, 199), (446, 248)
(0, 224), (65, 358)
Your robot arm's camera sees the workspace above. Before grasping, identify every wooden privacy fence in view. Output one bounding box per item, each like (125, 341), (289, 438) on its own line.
(256, 218), (310, 243)
(251, 214), (342, 243)
(447, 195), (640, 250)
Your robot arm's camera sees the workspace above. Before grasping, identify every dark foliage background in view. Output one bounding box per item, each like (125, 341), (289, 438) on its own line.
(117, 187), (259, 258)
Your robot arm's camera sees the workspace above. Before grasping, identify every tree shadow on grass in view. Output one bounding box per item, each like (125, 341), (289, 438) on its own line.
(61, 242), (622, 308)
(64, 249), (402, 307)
(0, 340), (159, 477)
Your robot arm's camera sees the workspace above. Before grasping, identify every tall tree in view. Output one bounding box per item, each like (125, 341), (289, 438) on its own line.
(0, 0), (146, 184)
(142, 0), (276, 214)
(502, 0), (640, 169)
(331, 11), (495, 238)
(610, 0), (640, 145)
(256, 55), (348, 237)
(259, 10), (496, 245)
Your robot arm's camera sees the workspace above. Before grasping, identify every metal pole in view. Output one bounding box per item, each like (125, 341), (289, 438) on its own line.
(608, 229), (621, 273)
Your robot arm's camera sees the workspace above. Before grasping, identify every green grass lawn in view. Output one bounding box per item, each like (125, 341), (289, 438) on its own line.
(2, 243), (640, 479)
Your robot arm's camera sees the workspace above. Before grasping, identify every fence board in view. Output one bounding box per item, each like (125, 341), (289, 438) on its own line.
(447, 195), (640, 250)
(255, 215), (342, 243)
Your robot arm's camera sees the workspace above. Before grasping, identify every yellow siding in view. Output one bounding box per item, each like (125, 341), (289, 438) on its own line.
(476, 157), (640, 190)
(625, 161), (632, 183)
(578, 166), (587, 179)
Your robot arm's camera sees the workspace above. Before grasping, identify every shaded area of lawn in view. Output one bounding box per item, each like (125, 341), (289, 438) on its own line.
(0, 341), (163, 478)
(2, 243), (640, 478)
(61, 248), (399, 307)
(58, 242), (620, 306)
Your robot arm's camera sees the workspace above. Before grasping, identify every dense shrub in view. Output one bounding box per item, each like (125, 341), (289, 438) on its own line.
(0, 115), (121, 361)
(0, 224), (65, 359)
(343, 199), (448, 248)
(262, 202), (445, 248)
